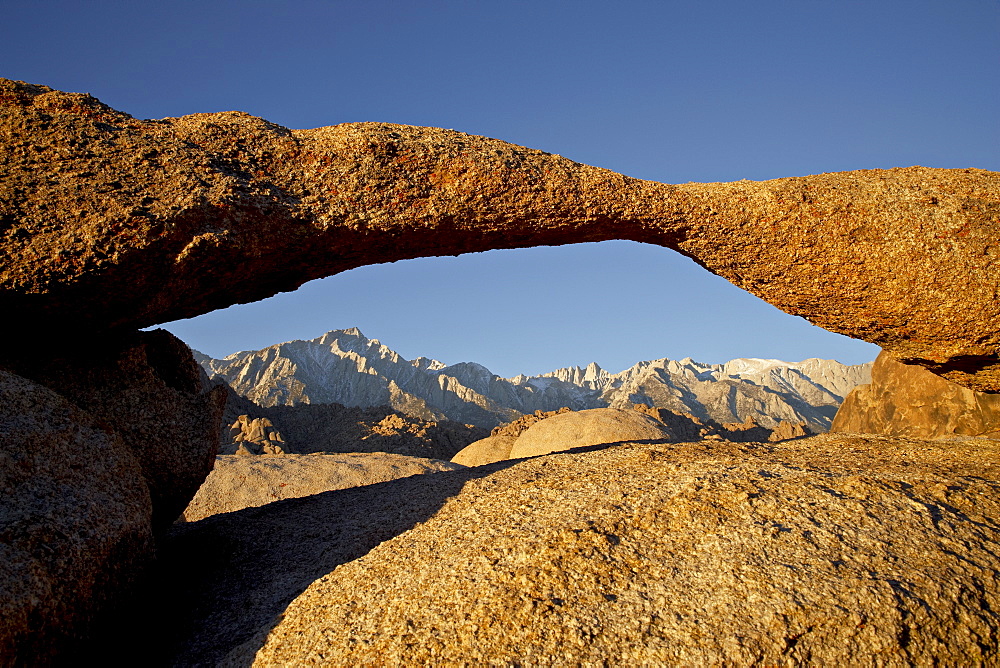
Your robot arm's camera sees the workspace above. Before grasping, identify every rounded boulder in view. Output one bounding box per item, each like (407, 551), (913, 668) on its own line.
(509, 408), (673, 459)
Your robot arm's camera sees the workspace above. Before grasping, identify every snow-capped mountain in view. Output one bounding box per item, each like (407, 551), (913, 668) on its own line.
(196, 328), (873, 430)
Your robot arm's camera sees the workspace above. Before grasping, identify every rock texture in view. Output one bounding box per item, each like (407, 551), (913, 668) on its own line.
(832, 351), (1000, 439)
(200, 328), (872, 430)
(450, 434), (520, 467)
(225, 402), (486, 461)
(0, 370), (153, 666)
(2, 79), (997, 389)
(102, 435), (1000, 665)
(180, 453), (463, 522)
(226, 416), (288, 455)
(456, 405), (811, 467)
(451, 408), (573, 466)
(236, 435), (1000, 666)
(5, 329), (228, 529)
(508, 408), (674, 458)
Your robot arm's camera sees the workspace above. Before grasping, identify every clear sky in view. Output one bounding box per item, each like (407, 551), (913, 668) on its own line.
(4, 1), (997, 376)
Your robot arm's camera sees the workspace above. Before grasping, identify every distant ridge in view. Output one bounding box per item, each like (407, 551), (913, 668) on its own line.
(197, 328), (873, 431)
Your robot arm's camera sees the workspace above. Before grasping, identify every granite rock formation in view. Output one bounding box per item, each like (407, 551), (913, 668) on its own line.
(0, 329), (224, 662)
(199, 328), (872, 430)
(217, 395), (487, 460)
(454, 405), (811, 467)
(2, 79), (997, 390)
(180, 453), (463, 522)
(832, 351), (1000, 439)
(101, 435), (1000, 665)
(508, 408), (673, 458)
(5, 329), (227, 529)
(226, 416), (288, 455)
(0, 370), (154, 666)
(450, 434), (520, 467)
(452, 408), (573, 466)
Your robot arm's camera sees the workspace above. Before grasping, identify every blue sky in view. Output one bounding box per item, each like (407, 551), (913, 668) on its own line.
(4, 1), (997, 376)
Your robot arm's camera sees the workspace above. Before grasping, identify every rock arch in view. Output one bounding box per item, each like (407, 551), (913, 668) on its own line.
(2, 79), (998, 390)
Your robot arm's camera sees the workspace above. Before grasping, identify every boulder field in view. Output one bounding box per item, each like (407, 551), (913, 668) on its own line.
(1, 79), (999, 664)
(1, 78), (998, 391)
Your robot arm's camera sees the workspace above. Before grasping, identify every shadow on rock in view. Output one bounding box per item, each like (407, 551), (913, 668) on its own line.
(93, 459), (521, 666)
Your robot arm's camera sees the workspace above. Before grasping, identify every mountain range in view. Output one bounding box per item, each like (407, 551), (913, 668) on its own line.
(195, 328), (873, 432)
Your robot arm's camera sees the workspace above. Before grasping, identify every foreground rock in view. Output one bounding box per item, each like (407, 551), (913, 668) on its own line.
(0, 370), (153, 666)
(97, 434), (1000, 665)
(181, 453), (463, 522)
(232, 435), (1000, 665)
(2, 79), (998, 390)
(5, 330), (227, 529)
(832, 351), (1000, 439)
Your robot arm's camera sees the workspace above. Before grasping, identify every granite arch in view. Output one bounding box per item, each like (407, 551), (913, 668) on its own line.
(2, 78), (998, 390)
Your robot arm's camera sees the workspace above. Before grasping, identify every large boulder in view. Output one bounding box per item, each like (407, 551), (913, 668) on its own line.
(832, 350), (1000, 439)
(6, 329), (228, 529)
(107, 434), (1000, 665)
(508, 407), (674, 458)
(1, 79), (998, 390)
(180, 453), (464, 522)
(0, 370), (154, 666)
(451, 434), (519, 467)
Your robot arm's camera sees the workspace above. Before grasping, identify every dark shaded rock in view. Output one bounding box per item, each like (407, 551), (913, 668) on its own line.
(632, 404), (717, 440)
(0, 370), (153, 667)
(217, 388), (487, 460)
(6, 329), (227, 529)
(832, 351), (1000, 439)
(1, 79), (998, 390)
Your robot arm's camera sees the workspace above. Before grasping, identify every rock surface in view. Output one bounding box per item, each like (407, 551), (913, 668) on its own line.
(450, 434), (520, 467)
(832, 351), (1000, 439)
(2, 80), (998, 390)
(233, 435), (1000, 666)
(101, 435), (1000, 665)
(0, 369), (153, 666)
(180, 453), (463, 522)
(508, 408), (674, 458)
(225, 416), (288, 455)
(5, 329), (227, 529)
(456, 406), (813, 468)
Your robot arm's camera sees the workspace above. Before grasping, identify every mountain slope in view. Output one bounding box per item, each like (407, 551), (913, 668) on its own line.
(197, 329), (872, 431)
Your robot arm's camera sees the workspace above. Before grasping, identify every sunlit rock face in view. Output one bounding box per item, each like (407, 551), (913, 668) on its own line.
(832, 351), (1000, 439)
(2, 78), (998, 390)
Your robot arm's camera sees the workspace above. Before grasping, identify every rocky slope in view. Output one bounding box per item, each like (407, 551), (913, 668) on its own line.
(198, 328), (872, 431)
